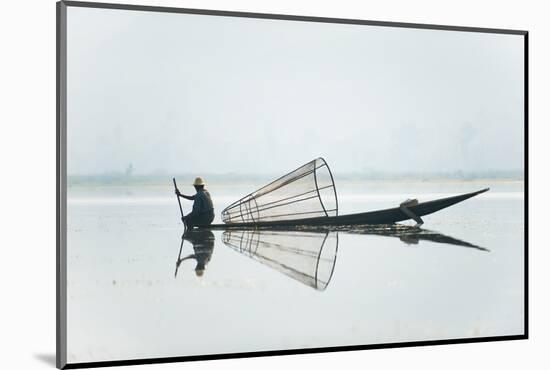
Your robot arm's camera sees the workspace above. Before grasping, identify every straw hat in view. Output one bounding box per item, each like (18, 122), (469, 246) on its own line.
(192, 177), (205, 186)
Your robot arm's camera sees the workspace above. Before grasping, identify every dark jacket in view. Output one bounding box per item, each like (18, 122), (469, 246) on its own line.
(191, 189), (214, 216)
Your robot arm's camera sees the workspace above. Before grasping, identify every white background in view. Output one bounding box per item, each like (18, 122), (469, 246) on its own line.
(0, 0), (545, 369)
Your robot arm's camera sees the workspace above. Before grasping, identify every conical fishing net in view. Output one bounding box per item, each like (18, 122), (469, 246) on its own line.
(221, 158), (338, 224)
(222, 230), (338, 290)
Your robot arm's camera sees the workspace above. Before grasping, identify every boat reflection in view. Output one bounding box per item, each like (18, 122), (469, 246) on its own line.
(222, 230), (338, 291)
(175, 225), (487, 287)
(175, 229), (215, 278)
(329, 225), (490, 252)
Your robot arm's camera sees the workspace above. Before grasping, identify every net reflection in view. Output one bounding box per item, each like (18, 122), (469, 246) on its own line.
(222, 230), (339, 291)
(174, 226), (487, 285)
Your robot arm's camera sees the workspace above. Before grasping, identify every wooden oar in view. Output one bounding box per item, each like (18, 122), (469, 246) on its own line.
(173, 178), (184, 224)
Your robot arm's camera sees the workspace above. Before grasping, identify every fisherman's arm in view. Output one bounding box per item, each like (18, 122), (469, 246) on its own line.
(175, 189), (195, 200)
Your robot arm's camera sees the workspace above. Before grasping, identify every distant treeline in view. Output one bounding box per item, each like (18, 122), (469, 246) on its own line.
(68, 170), (523, 186)
(67, 173), (274, 186)
(336, 169), (524, 181)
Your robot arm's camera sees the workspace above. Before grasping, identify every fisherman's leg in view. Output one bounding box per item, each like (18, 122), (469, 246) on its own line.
(205, 212), (215, 225)
(399, 204), (424, 227)
(192, 212), (215, 227)
(184, 213), (196, 229)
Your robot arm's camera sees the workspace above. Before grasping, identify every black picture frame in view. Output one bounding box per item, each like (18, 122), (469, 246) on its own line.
(56, 1), (528, 368)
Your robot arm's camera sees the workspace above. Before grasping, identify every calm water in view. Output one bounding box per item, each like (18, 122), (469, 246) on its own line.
(66, 180), (524, 363)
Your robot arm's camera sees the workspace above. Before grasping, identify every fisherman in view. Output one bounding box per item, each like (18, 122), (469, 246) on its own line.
(175, 177), (215, 228)
(399, 198), (424, 228)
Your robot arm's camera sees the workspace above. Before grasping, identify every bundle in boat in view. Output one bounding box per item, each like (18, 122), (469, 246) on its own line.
(221, 158), (338, 224)
(222, 229), (338, 291)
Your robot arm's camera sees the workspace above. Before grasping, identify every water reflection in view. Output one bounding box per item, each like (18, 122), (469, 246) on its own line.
(175, 229), (215, 277)
(223, 230), (339, 291)
(328, 225), (490, 252)
(174, 225), (487, 288)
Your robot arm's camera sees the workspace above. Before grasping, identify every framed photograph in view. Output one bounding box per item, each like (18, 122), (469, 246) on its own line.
(57, 1), (527, 368)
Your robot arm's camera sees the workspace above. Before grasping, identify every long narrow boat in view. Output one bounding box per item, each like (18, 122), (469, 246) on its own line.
(201, 187), (489, 229)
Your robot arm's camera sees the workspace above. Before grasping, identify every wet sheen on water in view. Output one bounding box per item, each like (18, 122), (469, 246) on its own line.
(66, 180), (524, 363)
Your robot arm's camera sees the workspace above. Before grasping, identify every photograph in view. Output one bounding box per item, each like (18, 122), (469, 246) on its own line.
(58, 1), (526, 368)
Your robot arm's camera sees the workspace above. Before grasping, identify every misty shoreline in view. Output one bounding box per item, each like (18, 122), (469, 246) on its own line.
(67, 173), (524, 187)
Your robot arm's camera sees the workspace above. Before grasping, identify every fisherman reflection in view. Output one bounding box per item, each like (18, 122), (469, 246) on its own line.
(175, 229), (215, 277)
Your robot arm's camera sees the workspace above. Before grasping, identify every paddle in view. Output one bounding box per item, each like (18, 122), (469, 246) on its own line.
(173, 178), (184, 224)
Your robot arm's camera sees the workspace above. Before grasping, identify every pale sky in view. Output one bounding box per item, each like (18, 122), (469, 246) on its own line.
(67, 7), (524, 176)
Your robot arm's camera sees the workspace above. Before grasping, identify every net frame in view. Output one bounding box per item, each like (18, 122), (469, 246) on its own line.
(221, 158), (339, 224)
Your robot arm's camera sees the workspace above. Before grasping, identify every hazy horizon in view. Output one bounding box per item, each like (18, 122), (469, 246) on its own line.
(66, 169), (524, 189)
(67, 7), (524, 177)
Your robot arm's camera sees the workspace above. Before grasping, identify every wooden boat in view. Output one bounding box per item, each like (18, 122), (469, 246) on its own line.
(200, 187), (489, 229)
